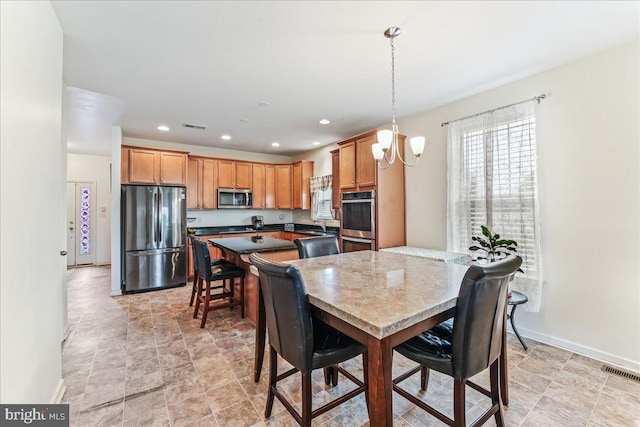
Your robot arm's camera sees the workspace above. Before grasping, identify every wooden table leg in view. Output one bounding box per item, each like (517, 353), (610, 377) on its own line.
(366, 336), (393, 427)
(500, 302), (509, 405)
(253, 277), (266, 382)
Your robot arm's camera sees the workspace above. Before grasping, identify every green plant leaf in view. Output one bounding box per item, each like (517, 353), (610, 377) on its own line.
(481, 225), (492, 239)
(468, 246), (484, 251)
(476, 238), (490, 248)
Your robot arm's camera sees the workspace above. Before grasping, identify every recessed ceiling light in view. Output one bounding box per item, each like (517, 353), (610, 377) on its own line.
(319, 119), (330, 125)
(157, 125), (170, 131)
(271, 142), (280, 147)
(240, 118), (250, 123)
(221, 135), (231, 140)
(259, 101), (270, 107)
(312, 141), (320, 146)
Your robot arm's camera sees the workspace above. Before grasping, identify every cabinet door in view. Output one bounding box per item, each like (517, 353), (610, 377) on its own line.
(292, 162), (302, 209)
(331, 149), (340, 209)
(201, 159), (217, 209)
(275, 165), (292, 209)
(218, 160), (235, 188)
(187, 157), (201, 209)
(265, 165), (276, 209)
(252, 164), (266, 209)
(159, 152), (187, 185)
(128, 148), (157, 184)
(339, 141), (357, 191)
(236, 162), (253, 189)
(356, 135), (377, 188)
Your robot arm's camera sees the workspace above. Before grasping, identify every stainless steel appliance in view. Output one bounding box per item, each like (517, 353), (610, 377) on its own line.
(218, 188), (253, 209)
(251, 215), (264, 231)
(340, 190), (376, 252)
(121, 185), (187, 293)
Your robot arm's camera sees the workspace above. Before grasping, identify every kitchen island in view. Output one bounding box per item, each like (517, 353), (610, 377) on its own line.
(208, 236), (298, 324)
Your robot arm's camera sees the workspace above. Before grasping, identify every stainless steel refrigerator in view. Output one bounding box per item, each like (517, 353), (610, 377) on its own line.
(121, 185), (187, 293)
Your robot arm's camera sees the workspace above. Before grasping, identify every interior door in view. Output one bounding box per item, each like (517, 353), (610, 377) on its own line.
(67, 181), (97, 266)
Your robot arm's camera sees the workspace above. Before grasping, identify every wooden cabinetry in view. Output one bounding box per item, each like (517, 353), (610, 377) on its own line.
(121, 146), (188, 185)
(217, 160), (252, 189)
(252, 164), (266, 209)
(265, 165), (276, 209)
(275, 165), (292, 209)
(339, 133), (377, 191)
(330, 149), (340, 209)
(292, 160), (314, 210)
(187, 156), (218, 209)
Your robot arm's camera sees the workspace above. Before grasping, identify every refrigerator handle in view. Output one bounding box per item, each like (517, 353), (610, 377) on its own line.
(157, 189), (162, 243)
(153, 191), (158, 243)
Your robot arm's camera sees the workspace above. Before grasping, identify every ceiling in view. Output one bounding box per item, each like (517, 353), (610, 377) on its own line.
(52, 1), (639, 157)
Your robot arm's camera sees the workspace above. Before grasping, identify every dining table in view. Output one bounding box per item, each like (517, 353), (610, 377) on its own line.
(250, 250), (511, 426)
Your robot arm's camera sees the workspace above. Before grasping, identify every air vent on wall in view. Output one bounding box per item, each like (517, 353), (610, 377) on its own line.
(182, 123), (207, 130)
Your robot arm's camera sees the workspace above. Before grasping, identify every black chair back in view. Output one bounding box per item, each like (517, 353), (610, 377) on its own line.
(193, 239), (213, 281)
(451, 255), (522, 381)
(249, 253), (314, 374)
(190, 235), (201, 275)
(294, 236), (340, 259)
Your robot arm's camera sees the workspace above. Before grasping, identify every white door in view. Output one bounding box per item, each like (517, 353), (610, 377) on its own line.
(67, 181), (97, 266)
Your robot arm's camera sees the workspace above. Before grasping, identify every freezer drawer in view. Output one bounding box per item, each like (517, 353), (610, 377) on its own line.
(123, 247), (187, 293)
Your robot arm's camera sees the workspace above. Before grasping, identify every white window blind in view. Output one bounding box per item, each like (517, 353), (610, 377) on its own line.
(310, 175), (333, 221)
(447, 100), (542, 311)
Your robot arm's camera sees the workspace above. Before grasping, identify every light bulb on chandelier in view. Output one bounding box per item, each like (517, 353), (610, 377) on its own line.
(372, 27), (426, 169)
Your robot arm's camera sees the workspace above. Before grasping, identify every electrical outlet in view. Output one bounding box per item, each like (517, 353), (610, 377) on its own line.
(279, 214), (284, 220)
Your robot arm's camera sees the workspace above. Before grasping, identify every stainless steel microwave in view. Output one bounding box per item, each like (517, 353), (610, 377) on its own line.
(218, 188), (253, 209)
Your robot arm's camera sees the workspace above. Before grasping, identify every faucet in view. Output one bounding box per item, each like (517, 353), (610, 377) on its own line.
(314, 221), (327, 232)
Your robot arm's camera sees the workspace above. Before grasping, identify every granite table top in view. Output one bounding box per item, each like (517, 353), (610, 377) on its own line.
(282, 250), (470, 339)
(380, 246), (472, 265)
(209, 236), (297, 255)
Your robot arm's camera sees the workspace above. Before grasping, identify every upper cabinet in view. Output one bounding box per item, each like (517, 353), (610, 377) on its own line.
(330, 149), (340, 209)
(252, 163), (266, 209)
(292, 160), (314, 210)
(188, 156), (217, 209)
(339, 132), (377, 191)
(122, 146), (188, 185)
(275, 165), (292, 209)
(265, 165), (276, 209)
(218, 159), (252, 189)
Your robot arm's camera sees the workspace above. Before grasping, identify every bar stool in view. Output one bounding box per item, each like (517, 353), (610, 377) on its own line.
(193, 239), (246, 328)
(188, 236), (233, 307)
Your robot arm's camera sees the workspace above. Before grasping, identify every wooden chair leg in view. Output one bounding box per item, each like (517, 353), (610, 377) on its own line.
(453, 380), (466, 427)
(193, 277), (203, 319)
(301, 372), (312, 427)
(240, 277), (245, 318)
(331, 365), (338, 386)
(420, 366), (430, 391)
(491, 359), (506, 427)
(265, 346), (277, 418)
(200, 279), (211, 328)
(189, 273), (197, 306)
(362, 351), (369, 413)
(323, 367), (333, 386)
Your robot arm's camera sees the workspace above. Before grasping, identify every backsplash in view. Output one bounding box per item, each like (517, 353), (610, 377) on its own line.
(291, 209), (340, 228)
(187, 209), (294, 227)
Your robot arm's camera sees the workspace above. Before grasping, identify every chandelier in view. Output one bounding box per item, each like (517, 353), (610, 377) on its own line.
(372, 27), (425, 169)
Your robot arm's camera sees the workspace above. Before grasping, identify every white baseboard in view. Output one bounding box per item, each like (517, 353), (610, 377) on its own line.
(50, 379), (66, 404)
(513, 325), (640, 374)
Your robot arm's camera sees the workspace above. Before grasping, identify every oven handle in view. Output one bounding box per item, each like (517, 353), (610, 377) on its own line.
(341, 199), (373, 204)
(341, 236), (374, 244)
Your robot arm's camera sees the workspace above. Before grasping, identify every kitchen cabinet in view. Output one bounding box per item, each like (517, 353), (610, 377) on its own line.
(292, 160), (314, 210)
(338, 133), (376, 191)
(265, 165), (276, 209)
(187, 156), (217, 209)
(330, 149), (340, 209)
(218, 160), (252, 189)
(121, 146), (188, 185)
(252, 164), (266, 209)
(275, 165), (292, 209)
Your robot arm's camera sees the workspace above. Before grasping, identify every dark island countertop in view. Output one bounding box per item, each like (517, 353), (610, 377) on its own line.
(190, 223), (339, 237)
(209, 236), (297, 255)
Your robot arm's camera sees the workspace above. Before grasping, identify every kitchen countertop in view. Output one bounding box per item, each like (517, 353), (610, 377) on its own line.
(191, 223), (339, 237)
(380, 246), (472, 265)
(209, 236), (297, 255)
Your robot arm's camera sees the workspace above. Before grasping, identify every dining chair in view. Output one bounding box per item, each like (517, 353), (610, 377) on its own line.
(249, 253), (368, 427)
(294, 235), (341, 386)
(393, 255), (522, 427)
(193, 239), (245, 328)
(188, 236), (234, 306)
(294, 235), (340, 259)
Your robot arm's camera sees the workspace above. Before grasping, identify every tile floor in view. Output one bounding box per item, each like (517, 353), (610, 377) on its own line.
(62, 266), (640, 426)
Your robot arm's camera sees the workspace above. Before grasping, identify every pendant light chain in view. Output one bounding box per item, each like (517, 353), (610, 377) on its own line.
(390, 35), (396, 127)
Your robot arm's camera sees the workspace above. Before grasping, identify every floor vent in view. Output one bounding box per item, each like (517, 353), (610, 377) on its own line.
(601, 365), (640, 383)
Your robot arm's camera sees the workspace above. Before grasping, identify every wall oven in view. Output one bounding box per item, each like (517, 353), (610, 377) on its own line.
(218, 188), (253, 209)
(340, 190), (375, 252)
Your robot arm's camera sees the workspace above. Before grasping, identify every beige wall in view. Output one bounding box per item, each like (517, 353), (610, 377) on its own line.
(400, 42), (640, 370)
(0, 1), (65, 402)
(67, 154), (112, 264)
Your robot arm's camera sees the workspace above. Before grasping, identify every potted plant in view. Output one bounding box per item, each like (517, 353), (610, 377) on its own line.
(469, 225), (523, 295)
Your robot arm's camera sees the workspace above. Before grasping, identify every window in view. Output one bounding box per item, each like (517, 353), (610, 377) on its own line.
(447, 100), (542, 310)
(309, 175), (333, 221)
